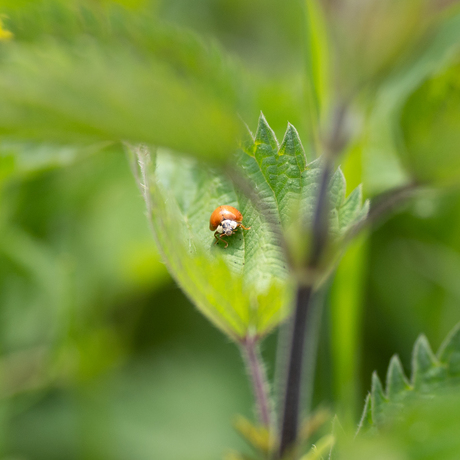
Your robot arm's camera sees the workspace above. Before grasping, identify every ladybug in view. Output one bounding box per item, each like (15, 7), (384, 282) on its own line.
(209, 205), (251, 248)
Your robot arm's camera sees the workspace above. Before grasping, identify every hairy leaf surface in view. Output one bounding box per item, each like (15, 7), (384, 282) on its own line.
(130, 116), (368, 341)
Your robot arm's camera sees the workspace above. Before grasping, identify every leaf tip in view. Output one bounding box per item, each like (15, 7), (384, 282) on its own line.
(356, 393), (373, 435)
(386, 354), (411, 399)
(411, 334), (446, 389)
(371, 371), (387, 425)
(437, 322), (460, 373)
(255, 113), (278, 148)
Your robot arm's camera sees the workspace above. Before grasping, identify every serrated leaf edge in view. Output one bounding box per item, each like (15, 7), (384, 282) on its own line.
(357, 322), (460, 434)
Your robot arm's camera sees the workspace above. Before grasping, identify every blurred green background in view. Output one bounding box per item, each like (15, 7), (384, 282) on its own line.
(1, 0), (460, 459)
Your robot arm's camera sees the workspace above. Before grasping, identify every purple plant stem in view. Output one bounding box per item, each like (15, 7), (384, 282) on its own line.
(242, 336), (272, 428)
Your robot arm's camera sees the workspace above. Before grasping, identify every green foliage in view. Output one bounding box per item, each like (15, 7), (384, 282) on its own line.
(344, 393), (460, 460)
(363, 12), (460, 192)
(0, 1), (247, 162)
(0, 141), (100, 182)
(130, 115), (367, 341)
(400, 59), (460, 185)
(357, 322), (460, 434)
(4, 2), (460, 459)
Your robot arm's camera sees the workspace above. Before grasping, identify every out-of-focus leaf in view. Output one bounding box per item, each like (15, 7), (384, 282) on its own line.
(322, 0), (449, 90)
(130, 115), (368, 341)
(299, 434), (335, 460)
(0, 141), (100, 182)
(386, 355), (411, 400)
(304, 0), (330, 137)
(438, 323), (460, 378)
(363, 12), (460, 191)
(343, 393), (460, 460)
(370, 372), (388, 427)
(0, 2), (248, 162)
(357, 322), (460, 434)
(233, 415), (272, 454)
(399, 59), (460, 185)
(411, 335), (446, 391)
(0, 17), (13, 41)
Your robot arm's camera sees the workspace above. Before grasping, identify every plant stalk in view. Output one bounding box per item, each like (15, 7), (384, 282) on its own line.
(242, 336), (273, 428)
(278, 102), (347, 458)
(278, 163), (332, 458)
(278, 284), (314, 456)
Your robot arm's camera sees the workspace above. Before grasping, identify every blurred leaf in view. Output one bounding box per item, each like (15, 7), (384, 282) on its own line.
(330, 232), (369, 427)
(0, 2), (248, 162)
(386, 355), (411, 399)
(411, 335), (446, 391)
(0, 141), (101, 182)
(357, 322), (460, 434)
(364, 12), (460, 191)
(0, 17), (13, 41)
(342, 392), (460, 460)
(304, 0), (330, 139)
(299, 434), (334, 460)
(399, 59), (460, 185)
(130, 115), (367, 341)
(323, 0), (448, 90)
(233, 415), (273, 455)
(356, 394), (373, 435)
(437, 323), (460, 378)
(370, 372), (388, 427)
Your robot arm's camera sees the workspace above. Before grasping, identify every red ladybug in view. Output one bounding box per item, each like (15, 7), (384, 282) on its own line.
(209, 205), (251, 248)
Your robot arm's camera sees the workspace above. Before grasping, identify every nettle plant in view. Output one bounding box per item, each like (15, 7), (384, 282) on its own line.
(128, 111), (361, 459)
(129, 114), (460, 460)
(2, 1), (460, 459)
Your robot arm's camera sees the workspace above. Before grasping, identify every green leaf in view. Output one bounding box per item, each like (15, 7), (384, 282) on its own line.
(0, 3), (245, 162)
(437, 323), (460, 379)
(299, 157), (323, 226)
(130, 115), (367, 341)
(276, 123), (306, 225)
(130, 144), (289, 341)
(328, 167), (346, 210)
(233, 415), (272, 455)
(370, 372), (388, 426)
(0, 141), (96, 182)
(304, 0), (331, 139)
(400, 59), (460, 185)
(358, 322), (460, 434)
(386, 355), (411, 400)
(343, 393), (460, 460)
(411, 335), (446, 392)
(338, 185), (363, 232)
(299, 434), (335, 460)
(356, 394), (373, 433)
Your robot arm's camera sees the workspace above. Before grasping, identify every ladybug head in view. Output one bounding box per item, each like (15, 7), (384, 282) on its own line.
(217, 219), (237, 236)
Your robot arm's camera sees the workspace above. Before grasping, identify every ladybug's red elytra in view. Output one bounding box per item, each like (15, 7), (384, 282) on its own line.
(209, 205), (251, 248)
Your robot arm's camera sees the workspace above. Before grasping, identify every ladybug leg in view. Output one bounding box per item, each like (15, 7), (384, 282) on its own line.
(238, 224), (251, 231)
(214, 232), (228, 248)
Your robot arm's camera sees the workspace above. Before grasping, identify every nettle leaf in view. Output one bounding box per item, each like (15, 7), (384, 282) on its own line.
(130, 115), (368, 341)
(131, 145), (289, 342)
(357, 322), (460, 434)
(0, 4), (245, 162)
